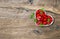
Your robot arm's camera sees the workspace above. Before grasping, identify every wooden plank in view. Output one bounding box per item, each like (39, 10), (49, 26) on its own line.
(0, 0), (59, 14)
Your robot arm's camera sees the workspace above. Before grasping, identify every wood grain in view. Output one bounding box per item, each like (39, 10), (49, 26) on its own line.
(0, 0), (60, 39)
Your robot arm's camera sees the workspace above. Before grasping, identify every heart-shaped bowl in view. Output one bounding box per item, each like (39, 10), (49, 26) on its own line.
(35, 14), (54, 27)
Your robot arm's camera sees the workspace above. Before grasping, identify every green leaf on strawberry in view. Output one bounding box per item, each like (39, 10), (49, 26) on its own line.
(34, 19), (37, 22)
(40, 8), (45, 11)
(40, 23), (44, 27)
(30, 13), (34, 19)
(47, 18), (50, 22)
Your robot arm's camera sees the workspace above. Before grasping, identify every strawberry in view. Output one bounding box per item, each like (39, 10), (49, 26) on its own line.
(40, 17), (44, 21)
(36, 9), (40, 14)
(43, 18), (47, 22)
(36, 14), (41, 20)
(36, 20), (43, 25)
(43, 15), (48, 22)
(43, 21), (47, 25)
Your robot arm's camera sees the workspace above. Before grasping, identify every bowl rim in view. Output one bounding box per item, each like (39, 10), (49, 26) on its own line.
(35, 10), (54, 27)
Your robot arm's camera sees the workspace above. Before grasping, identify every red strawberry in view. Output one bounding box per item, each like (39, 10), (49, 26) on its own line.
(43, 15), (48, 22)
(36, 14), (41, 20)
(36, 9), (40, 14)
(36, 20), (43, 25)
(43, 18), (47, 22)
(43, 15), (48, 18)
(43, 21), (47, 25)
(37, 16), (41, 20)
(40, 17), (44, 21)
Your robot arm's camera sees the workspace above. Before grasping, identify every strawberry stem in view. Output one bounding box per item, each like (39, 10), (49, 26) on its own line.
(40, 12), (43, 14)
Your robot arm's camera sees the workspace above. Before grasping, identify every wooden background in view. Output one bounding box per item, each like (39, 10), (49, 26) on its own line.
(0, 0), (60, 39)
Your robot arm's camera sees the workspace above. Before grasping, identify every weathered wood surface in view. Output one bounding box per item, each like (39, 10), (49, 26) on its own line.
(0, 0), (60, 14)
(0, 0), (60, 39)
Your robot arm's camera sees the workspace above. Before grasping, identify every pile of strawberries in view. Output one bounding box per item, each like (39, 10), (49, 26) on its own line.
(36, 9), (53, 26)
